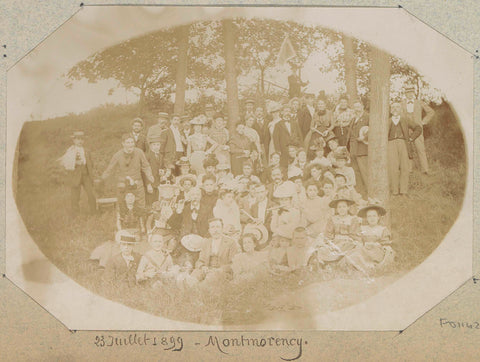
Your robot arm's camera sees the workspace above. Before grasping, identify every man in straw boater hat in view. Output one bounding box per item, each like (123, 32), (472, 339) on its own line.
(103, 229), (141, 286)
(401, 84), (435, 175)
(130, 117), (147, 152)
(58, 130), (96, 217)
(147, 111), (169, 146)
(190, 217), (240, 284)
(101, 133), (154, 208)
(388, 102), (422, 196)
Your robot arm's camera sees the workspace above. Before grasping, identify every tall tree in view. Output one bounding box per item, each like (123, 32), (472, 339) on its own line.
(173, 25), (189, 115)
(223, 19), (240, 130)
(342, 34), (358, 105)
(368, 46), (390, 211)
(66, 29), (177, 114)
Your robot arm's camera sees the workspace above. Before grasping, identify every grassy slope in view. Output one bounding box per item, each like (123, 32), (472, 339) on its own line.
(14, 102), (466, 325)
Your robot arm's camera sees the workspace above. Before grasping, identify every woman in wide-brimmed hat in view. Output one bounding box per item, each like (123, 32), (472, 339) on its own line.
(213, 182), (241, 233)
(315, 196), (360, 266)
(346, 201), (395, 273)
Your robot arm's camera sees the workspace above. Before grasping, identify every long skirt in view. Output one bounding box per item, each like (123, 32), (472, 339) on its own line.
(189, 151), (206, 175)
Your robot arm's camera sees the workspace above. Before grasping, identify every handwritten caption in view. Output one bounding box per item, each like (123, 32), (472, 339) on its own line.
(93, 333), (307, 360)
(440, 319), (480, 329)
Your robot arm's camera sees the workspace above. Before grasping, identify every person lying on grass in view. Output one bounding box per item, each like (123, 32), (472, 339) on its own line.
(103, 229), (141, 287)
(286, 227), (316, 273)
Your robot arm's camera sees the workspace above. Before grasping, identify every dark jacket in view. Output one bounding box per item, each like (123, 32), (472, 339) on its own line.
(272, 120), (302, 167)
(103, 252), (141, 286)
(388, 116), (422, 158)
(297, 104), (315, 138)
(67, 149), (94, 187)
(131, 132), (147, 153)
(346, 112), (369, 157)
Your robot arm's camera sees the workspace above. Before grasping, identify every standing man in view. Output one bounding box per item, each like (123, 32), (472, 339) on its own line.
(130, 117), (147, 152)
(288, 63), (308, 99)
(147, 112), (169, 146)
(332, 95), (355, 146)
(346, 100), (369, 191)
(387, 103), (422, 196)
(102, 133), (154, 208)
(59, 131), (96, 217)
(401, 85), (435, 174)
(297, 93), (316, 138)
(244, 98), (256, 120)
(273, 105), (302, 169)
(160, 114), (185, 171)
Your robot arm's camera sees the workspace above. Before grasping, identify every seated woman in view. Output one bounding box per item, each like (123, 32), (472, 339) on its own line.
(267, 235), (291, 275)
(347, 202), (395, 273)
(117, 190), (145, 233)
(213, 183), (241, 233)
(232, 233), (268, 281)
(136, 233), (174, 285)
(270, 181), (304, 240)
(316, 197), (360, 267)
(302, 181), (328, 238)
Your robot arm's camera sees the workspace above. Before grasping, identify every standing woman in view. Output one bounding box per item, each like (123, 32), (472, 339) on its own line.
(187, 115), (216, 175)
(229, 121), (254, 176)
(207, 114), (231, 167)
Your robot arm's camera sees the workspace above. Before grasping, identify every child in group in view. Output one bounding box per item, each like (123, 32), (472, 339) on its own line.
(116, 190), (145, 233)
(347, 203), (395, 274)
(316, 197), (360, 267)
(103, 229), (141, 287)
(136, 233), (174, 285)
(268, 235), (291, 275)
(302, 181), (327, 237)
(265, 152), (281, 183)
(177, 174), (197, 201)
(334, 149), (356, 188)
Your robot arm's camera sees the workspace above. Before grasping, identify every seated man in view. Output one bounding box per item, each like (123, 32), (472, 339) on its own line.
(287, 227), (314, 272)
(102, 229), (141, 287)
(136, 233), (174, 285)
(190, 218), (240, 283)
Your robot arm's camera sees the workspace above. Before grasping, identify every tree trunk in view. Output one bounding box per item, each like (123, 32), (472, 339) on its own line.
(222, 19), (240, 131)
(368, 46), (391, 220)
(174, 25), (189, 115)
(138, 86), (147, 115)
(342, 35), (358, 105)
(260, 67), (265, 96)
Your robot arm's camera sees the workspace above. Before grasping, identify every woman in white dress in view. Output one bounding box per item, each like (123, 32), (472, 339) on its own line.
(187, 116), (217, 175)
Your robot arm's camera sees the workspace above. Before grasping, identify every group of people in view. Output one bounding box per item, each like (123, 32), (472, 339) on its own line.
(60, 84), (435, 289)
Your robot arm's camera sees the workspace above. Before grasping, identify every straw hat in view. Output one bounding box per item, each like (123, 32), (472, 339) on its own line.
(328, 197), (355, 209)
(358, 200), (387, 218)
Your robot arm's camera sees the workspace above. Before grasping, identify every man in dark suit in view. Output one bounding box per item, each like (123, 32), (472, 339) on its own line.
(144, 136), (163, 206)
(401, 85), (435, 174)
(297, 93), (316, 138)
(169, 187), (213, 238)
(131, 118), (147, 152)
(346, 100), (369, 190)
(103, 231), (141, 287)
(273, 105), (302, 168)
(388, 102), (422, 196)
(62, 131), (96, 216)
(160, 114), (185, 170)
(191, 218), (240, 282)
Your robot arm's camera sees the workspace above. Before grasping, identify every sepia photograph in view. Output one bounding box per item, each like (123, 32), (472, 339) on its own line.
(6, 6), (473, 330)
